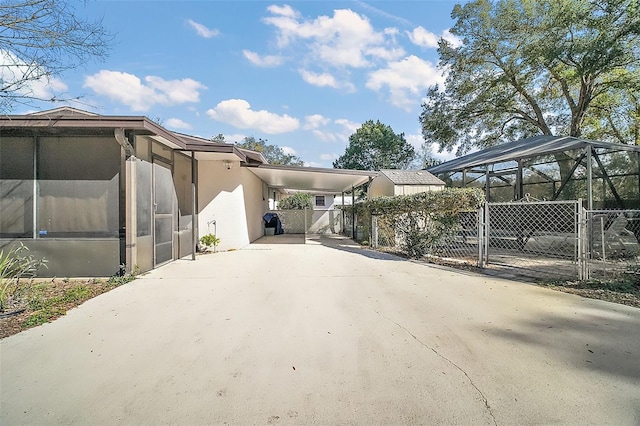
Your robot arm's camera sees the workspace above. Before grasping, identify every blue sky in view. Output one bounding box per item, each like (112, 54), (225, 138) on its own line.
(16, 0), (463, 167)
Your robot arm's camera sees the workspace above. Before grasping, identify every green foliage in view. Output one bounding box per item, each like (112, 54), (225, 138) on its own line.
(420, 0), (640, 157)
(235, 136), (304, 166)
(278, 192), (313, 210)
(344, 188), (485, 259)
(0, 243), (47, 312)
(200, 234), (221, 251)
(333, 120), (416, 170)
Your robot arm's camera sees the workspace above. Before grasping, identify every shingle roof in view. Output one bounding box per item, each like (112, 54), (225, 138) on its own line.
(378, 169), (445, 185)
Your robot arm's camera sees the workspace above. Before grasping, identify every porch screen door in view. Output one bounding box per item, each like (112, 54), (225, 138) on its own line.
(153, 159), (175, 266)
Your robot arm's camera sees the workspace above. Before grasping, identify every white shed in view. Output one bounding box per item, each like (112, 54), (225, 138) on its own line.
(369, 169), (445, 198)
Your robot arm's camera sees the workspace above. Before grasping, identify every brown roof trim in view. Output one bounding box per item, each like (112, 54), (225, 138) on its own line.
(0, 113), (187, 149)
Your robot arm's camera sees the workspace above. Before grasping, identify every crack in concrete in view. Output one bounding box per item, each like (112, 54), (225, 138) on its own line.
(374, 309), (498, 426)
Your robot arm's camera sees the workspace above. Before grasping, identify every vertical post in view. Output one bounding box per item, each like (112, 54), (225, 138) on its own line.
(586, 145), (593, 210)
(484, 202), (490, 265)
(351, 186), (355, 239)
(516, 159), (523, 200)
(191, 152), (197, 260)
(341, 191), (345, 235)
(367, 176), (373, 243)
(372, 215), (378, 249)
(32, 136), (38, 239)
(477, 207), (484, 268)
(577, 200), (584, 280)
(600, 215), (606, 278)
(485, 165), (490, 202)
(462, 168), (467, 188)
(304, 207), (308, 244)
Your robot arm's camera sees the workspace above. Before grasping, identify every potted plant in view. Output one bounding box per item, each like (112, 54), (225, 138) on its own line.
(199, 234), (221, 253)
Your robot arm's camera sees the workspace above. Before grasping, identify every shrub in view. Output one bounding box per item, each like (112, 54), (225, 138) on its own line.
(200, 234), (221, 252)
(278, 192), (313, 210)
(0, 243), (47, 312)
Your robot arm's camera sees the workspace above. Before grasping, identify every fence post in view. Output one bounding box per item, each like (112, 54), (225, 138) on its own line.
(484, 203), (490, 265)
(304, 207), (308, 244)
(477, 206), (484, 268)
(577, 200), (585, 280)
(372, 215), (378, 248)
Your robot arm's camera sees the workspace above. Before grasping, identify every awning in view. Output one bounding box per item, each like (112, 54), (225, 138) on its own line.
(247, 164), (377, 193)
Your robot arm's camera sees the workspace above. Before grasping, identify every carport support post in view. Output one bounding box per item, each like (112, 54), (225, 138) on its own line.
(191, 151), (197, 261)
(342, 191), (346, 234)
(351, 186), (355, 239)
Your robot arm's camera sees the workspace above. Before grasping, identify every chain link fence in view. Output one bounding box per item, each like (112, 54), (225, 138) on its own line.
(372, 211), (482, 265)
(585, 210), (640, 280)
(356, 198), (640, 281)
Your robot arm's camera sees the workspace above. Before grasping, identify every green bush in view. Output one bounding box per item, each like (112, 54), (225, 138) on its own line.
(200, 234), (221, 251)
(278, 192), (313, 210)
(342, 188), (484, 259)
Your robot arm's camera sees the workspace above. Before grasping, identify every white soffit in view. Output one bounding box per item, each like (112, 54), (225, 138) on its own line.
(248, 165), (376, 193)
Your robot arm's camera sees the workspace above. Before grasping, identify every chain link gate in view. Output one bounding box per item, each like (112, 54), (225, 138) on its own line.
(484, 201), (581, 279)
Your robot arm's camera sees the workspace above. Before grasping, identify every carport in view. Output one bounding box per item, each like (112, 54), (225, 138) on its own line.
(247, 164), (377, 236)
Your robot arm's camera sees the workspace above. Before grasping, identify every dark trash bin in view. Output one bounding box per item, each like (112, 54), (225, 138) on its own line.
(263, 213), (284, 235)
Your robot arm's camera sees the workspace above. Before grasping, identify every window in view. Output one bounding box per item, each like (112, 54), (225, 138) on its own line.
(315, 195), (325, 207)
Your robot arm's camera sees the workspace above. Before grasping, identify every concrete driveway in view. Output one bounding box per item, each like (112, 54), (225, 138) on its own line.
(2, 235), (639, 425)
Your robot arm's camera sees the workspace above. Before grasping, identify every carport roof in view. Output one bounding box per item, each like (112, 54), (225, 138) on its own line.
(247, 164), (377, 193)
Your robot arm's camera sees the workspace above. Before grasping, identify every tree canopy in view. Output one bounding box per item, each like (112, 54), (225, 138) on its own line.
(234, 136), (305, 166)
(420, 0), (640, 156)
(0, 0), (113, 112)
(333, 120), (416, 170)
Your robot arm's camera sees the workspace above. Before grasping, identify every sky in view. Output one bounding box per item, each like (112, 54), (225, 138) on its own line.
(12, 0), (464, 168)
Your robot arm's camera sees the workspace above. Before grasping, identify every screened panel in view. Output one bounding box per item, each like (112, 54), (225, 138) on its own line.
(136, 159), (152, 237)
(173, 153), (193, 231)
(37, 137), (120, 237)
(0, 137), (34, 237)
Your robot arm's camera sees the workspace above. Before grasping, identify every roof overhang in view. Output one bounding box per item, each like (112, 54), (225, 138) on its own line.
(247, 164), (377, 193)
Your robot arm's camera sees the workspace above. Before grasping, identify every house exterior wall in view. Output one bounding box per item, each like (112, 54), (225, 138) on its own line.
(312, 193), (335, 210)
(369, 176), (394, 198)
(198, 161), (267, 251)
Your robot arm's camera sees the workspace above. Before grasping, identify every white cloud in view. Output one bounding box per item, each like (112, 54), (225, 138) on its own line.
(335, 118), (360, 135)
(263, 7), (403, 68)
(187, 19), (219, 38)
(303, 114), (330, 130)
(299, 69), (338, 88)
(224, 133), (246, 143)
(0, 50), (68, 101)
(442, 29), (463, 48)
(366, 55), (444, 110)
(165, 118), (192, 130)
(266, 4), (299, 19)
(243, 50), (284, 67)
(405, 133), (424, 150)
(312, 129), (338, 142)
(84, 70), (206, 111)
(407, 26), (462, 49)
(206, 99), (299, 134)
(320, 153), (338, 161)
(281, 146), (297, 155)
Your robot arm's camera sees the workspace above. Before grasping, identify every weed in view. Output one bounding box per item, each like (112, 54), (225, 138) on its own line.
(0, 244), (47, 312)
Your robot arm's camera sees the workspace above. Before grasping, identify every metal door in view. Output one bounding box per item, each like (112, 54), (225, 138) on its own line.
(153, 159), (175, 266)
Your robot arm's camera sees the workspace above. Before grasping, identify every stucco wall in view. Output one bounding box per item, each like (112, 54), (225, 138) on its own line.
(198, 161), (267, 251)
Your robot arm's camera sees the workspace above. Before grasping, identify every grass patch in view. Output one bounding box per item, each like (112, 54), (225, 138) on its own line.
(539, 276), (640, 308)
(1, 269), (139, 338)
